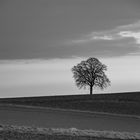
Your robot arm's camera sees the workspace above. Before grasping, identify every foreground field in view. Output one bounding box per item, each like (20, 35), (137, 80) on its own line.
(0, 92), (140, 139)
(0, 105), (140, 133)
(0, 92), (140, 116)
(0, 124), (140, 140)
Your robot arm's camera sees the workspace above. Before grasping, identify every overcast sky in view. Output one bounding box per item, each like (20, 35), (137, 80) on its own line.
(0, 0), (140, 97)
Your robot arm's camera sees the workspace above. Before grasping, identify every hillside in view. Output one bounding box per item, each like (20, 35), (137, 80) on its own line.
(0, 91), (140, 116)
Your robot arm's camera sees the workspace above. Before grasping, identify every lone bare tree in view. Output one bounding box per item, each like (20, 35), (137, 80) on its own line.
(72, 57), (110, 95)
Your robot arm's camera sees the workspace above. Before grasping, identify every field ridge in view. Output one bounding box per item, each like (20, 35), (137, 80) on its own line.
(0, 91), (140, 116)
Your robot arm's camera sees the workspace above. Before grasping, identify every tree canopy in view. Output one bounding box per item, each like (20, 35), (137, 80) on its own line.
(72, 57), (110, 95)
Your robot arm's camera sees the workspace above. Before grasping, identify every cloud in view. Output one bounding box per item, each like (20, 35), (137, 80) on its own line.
(72, 20), (140, 45)
(71, 32), (115, 43)
(118, 31), (140, 44)
(92, 35), (113, 40)
(68, 20), (140, 57)
(118, 20), (140, 31)
(115, 20), (140, 45)
(72, 32), (115, 43)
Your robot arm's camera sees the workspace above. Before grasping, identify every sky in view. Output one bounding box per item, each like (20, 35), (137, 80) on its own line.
(0, 0), (140, 97)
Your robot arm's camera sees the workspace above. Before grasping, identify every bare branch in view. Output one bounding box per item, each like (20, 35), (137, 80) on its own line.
(72, 57), (111, 95)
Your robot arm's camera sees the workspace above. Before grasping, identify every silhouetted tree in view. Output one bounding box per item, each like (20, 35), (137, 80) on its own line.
(72, 57), (110, 95)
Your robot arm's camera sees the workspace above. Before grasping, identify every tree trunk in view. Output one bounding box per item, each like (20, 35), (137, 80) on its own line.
(90, 85), (93, 95)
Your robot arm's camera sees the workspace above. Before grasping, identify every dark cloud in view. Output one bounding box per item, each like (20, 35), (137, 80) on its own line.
(0, 35), (139, 59)
(61, 38), (140, 58)
(1, 0), (140, 59)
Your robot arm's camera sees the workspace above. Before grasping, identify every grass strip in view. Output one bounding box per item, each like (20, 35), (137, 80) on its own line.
(0, 124), (140, 140)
